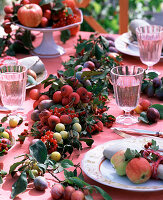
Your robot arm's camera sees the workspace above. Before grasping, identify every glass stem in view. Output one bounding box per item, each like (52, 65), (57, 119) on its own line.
(124, 111), (131, 116)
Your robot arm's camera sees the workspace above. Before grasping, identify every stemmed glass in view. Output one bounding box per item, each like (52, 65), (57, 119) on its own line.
(111, 66), (144, 125)
(0, 65), (27, 115)
(136, 25), (163, 74)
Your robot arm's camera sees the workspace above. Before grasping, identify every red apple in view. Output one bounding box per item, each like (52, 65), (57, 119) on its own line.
(126, 157), (152, 184)
(17, 4), (43, 27)
(29, 0), (41, 4)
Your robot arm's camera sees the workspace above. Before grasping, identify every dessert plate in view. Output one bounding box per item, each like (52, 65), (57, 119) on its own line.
(81, 137), (163, 191)
(115, 32), (163, 58)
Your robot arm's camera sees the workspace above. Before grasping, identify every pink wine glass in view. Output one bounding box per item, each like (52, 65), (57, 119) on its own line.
(136, 25), (163, 74)
(111, 66), (144, 125)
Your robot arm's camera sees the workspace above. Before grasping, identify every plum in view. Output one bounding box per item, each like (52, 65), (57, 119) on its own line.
(71, 190), (85, 200)
(109, 47), (118, 53)
(146, 85), (155, 98)
(51, 184), (64, 199)
(146, 107), (160, 123)
(107, 40), (115, 47)
(38, 100), (54, 111)
(34, 176), (48, 191)
(153, 77), (162, 88)
(31, 109), (40, 121)
(105, 35), (115, 41)
(83, 61), (95, 70)
(155, 87), (163, 100)
(63, 186), (75, 200)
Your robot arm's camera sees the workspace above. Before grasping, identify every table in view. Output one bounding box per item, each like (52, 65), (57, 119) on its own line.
(0, 31), (163, 200)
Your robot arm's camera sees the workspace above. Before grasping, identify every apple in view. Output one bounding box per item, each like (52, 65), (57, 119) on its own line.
(126, 157), (152, 184)
(110, 150), (128, 176)
(29, 0), (41, 4)
(17, 4), (43, 27)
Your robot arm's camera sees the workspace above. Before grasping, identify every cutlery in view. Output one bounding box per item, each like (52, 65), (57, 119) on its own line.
(111, 127), (163, 138)
(112, 128), (163, 153)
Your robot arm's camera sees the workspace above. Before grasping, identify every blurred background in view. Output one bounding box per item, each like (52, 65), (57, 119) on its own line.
(1, 0), (163, 33)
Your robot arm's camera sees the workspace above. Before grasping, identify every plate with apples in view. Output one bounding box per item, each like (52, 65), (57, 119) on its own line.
(81, 136), (163, 191)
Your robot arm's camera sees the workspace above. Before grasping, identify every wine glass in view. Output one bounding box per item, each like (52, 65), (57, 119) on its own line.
(0, 65), (27, 115)
(111, 66), (144, 125)
(136, 25), (163, 74)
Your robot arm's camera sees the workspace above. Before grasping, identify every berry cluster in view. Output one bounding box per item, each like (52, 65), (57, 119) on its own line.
(17, 129), (29, 144)
(0, 139), (11, 155)
(41, 131), (58, 154)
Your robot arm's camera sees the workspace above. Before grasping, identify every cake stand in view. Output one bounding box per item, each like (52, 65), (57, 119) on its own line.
(16, 9), (83, 58)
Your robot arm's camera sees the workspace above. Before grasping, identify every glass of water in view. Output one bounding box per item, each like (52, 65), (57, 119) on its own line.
(136, 25), (163, 74)
(111, 66), (144, 125)
(0, 65), (27, 111)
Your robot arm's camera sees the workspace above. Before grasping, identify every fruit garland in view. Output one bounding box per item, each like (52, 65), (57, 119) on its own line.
(0, 0), (81, 56)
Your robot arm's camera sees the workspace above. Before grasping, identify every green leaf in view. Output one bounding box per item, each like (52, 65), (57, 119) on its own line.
(93, 186), (112, 200)
(28, 170), (35, 179)
(138, 112), (149, 124)
(79, 138), (94, 147)
(0, 127), (5, 133)
(0, 176), (3, 184)
(61, 159), (74, 168)
(64, 169), (74, 178)
(146, 72), (158, 80)
(63, 68), (75, 77)
(1, 116), (8, 123)
(68, 177), (89, 187)
(9, 161), (24, 174)
(0, 170), (7, 176)
(150, 104), (163, 119)
(124, 148), (141, 161)
(95, 43), (103, 60)
(78, 171), (84, 180)
(39, 0), (52, 6)
(18, 117), (23, 125)
(76, 41), (88, 53)
(11, 171), (27, 199)
(29, 140), (47, 164)
(100, 35), (110, 49)
(61, 30), (71, 43)
(151, 139), (159, 151)
(85, 195), (94, 200)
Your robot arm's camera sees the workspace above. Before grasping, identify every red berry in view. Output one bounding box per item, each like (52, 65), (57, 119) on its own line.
(62, 97), (69, 106)
(60, 114), (72, 124)
(76, 87), (88, 99)
(40, 17), (48, 28)
(69, 25), (80, 36)
(144, 144), (149, 149)
(4, 5), (13, 14)
(61, 85), (73, 97)
(4, 26), (12, 34)
(4, 14), (13, 21)
(69, 92), (80, 104)
(29, 89), (40, 100)
(53, 91), (62, 103)
(48, 115), (60, 129)
(43, 9), (51, 20)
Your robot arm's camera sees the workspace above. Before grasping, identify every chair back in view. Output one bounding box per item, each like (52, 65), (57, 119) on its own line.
(74, 0), (129, 34)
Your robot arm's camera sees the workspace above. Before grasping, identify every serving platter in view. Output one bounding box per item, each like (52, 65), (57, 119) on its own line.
(16, 9), (83, 58)
(81, 137), (163, 191)
(115, 32), (163, 58)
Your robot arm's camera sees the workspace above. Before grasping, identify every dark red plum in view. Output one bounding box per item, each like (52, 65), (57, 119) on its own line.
(105, 35), (115, 41)
(155, 87), (163, 100)
(83, 61), (95, 70)
(109, 47), (118, 53)
(147, 107), (160, 123)
(146, 85), (155, 98)
(153, 77), (162, 88)
(31, 109), (40, 121)
(34, 176), (48, 191)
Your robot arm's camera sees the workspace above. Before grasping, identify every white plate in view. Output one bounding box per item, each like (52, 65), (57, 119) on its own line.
(81, 137), (163, 192)
(115, 32), (163, 58)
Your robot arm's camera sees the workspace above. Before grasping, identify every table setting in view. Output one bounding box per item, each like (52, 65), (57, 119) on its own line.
(0, 1), (163, 200)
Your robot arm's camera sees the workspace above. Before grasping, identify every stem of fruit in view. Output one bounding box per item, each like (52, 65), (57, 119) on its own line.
(47, 169), (62, 183)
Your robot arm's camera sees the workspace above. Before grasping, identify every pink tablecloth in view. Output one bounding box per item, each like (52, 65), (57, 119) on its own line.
(0, 31), (163, 200)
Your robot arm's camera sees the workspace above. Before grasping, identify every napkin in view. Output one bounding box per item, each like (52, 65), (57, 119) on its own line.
(129, 19), (150, 40)
(19, 56), (45, 74)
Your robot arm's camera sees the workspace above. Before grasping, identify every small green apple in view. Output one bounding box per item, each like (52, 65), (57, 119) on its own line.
(0, 131), (9, 139)
(55, 123), (65, 132)
(111, 150), (128, 176)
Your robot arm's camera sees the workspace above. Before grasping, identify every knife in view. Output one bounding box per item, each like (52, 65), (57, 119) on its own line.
(111, 127), (163, 138)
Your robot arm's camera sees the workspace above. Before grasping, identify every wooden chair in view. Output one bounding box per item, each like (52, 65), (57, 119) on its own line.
(74, 0), (129, 34)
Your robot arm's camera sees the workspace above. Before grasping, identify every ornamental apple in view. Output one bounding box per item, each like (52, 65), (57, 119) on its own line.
(111, 150), (128, 176)
(17, 4), (43, 27)
(126, 157), (152, 184)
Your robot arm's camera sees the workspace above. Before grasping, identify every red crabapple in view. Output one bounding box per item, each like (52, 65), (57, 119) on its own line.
(69, 92), (80, 104)
(61, 85), (73, 97)
(53, 91), (62, 103)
